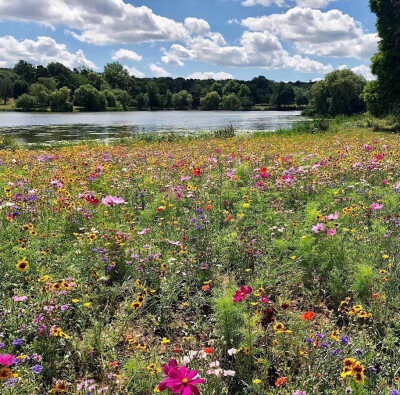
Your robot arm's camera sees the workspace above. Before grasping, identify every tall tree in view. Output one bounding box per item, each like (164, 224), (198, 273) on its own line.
(0, 77), (13, 105)
(13, 60), (36, 84)
(104, 62), (129, 90)
(364, 0), (400, 117)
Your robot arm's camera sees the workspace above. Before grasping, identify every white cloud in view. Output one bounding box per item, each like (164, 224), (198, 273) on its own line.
(0, 0), (188, 45)
(242, 0), (338, 7)
(227, 18), (240, 25)
(338, 64), (375, 81)
(187, 71), (234, 80)
(184, 17), (210, 36)
(0, 35), (95, 69)
(149, 63), (171, 77)
(112, 49), (142, 62)
(161, 47), (185, 66)
(242, 7), (378, 60)
(162, 30), (332, 73)
(123, 65), (145, 78)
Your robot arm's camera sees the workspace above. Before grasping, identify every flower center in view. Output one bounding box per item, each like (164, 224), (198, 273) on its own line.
(182, 378), (189, 385)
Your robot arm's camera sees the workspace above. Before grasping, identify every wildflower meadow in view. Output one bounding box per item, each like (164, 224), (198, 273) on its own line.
(1, 123), (400, 394)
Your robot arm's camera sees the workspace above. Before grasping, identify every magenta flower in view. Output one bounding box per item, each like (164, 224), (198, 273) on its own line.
(158, 359), (204, 395)
(233, 285), (252, 303)
(101, 195), (126, 206)
(0, 354), (16, 367)
(312, 223), (325, 234)
(370, 202), (383, 210)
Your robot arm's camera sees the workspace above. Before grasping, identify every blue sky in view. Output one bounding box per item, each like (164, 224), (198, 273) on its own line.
(0, 0), (377, 81)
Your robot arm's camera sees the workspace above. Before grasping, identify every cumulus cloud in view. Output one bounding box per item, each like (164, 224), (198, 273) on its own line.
(123, 65), (145, 78)
(161, 30), (332, 73)
(337, 64), (375, 81)
(242, 7), (378, 59)
(0, 35), (95, 69)
(184, 17), (210, 36)
(187, 71), (234, 80)
(112, 49), (142, 62)
(242, 0), (338, 7)
(149, 63), (171, 77)
(0, 0), (188, 45)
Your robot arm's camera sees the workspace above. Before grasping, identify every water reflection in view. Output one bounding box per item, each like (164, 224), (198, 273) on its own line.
(0, 111), (305, 143)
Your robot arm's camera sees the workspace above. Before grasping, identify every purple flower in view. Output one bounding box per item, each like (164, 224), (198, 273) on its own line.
(102, 195), (126, 207)
(12, 339), (23, 347)
(32, 364), (43, 375)
(390, 390), (400, 395)
(340, 336), (350, 346)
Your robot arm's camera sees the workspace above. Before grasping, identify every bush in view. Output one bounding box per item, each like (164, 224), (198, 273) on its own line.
(15, 93), (37, 111)
(214, 123), (236, 138)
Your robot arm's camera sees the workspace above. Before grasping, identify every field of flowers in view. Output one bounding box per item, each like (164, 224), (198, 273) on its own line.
(1, 126), (400, 394)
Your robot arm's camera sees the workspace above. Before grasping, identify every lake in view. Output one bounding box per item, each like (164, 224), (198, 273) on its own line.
(0, 110), (305, 144)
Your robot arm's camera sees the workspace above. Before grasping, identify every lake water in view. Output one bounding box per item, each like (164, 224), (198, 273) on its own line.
(0, 110), (305, 144)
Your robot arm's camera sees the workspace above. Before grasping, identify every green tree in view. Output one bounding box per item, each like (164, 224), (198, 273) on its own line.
(272, 83), (295, 108)
(13, 80), (29, 99)
(113, 89), (131, 110)
(165, 90), (173, 109)
(29, 83), (50, 109)
(172, 90), (193, 110)
(134, 93), (148, 110)
(15, 94), (37, 111)
(47, 62), (73, 89)
(50, 87), (73, 112)
(104, 90), (118, 108)
(146, 81), (162, 110)
(13, 60), (36, 84)
(104, 62), (130, 90)
(200, 91), (221, 110)
(211, 82), (223, 97)
(310, 70), (366, 116)
(0, 77), (13, 105)
(219, 93), (240, 110)
(223, 80), (240, 96)
(238, 84), (253, 110)
(37, 77), (57, 92)
(364, 0), (400, 117)
(74, 84), (107, 111)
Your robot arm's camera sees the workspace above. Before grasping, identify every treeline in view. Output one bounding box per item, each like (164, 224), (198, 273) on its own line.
(0, 61), (312, 112)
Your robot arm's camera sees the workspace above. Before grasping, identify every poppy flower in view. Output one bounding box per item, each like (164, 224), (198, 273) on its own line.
(203, 347), (214, 354)
(193, 168), (202, 177)
(301, 311), (315, 321)
(275, 376), (287, 387)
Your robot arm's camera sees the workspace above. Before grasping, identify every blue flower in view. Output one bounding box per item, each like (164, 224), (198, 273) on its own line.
(32, 364), (43, 375)
(12, 338), (23, 347)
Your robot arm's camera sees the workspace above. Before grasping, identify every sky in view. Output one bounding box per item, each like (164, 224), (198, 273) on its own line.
(0, 0), (378, 82)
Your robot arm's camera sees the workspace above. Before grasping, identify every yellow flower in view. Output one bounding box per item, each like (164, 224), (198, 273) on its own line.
(83, 302), (92, 308)
(16, 257), (29, 272)
(161, 337), (170, 344)
(253, 379), (262, 384)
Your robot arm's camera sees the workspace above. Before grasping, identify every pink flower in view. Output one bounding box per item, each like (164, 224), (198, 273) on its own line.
(326, 228), (337, 237)
(326, 212), (339, 221)
(101, 196), (126, 207)
(0, 354), (16, 367)
(158, 359), (204, 395)
(137, 228), (151, 235)
(12, 295), (29, 302)
(260, 295), (270, 304)
(312, 223), (325, 234)
(370, 202), (383, 210)
(233, 285), (252, 303)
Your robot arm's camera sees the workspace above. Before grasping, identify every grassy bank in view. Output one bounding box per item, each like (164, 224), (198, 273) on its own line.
(0, 118), (400, 394)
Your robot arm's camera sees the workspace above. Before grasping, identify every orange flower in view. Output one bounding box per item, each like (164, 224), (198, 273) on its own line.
(275, 376), (287, 387)
(202, 284), (210, 291)
(301, 311), (315, 321)
(372, 293), (379, 299)
(206, 204), (212, 211)
(203, 347), (214, 354)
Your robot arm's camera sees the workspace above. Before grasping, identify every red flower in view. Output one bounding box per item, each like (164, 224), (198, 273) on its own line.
(85, 195), (99, 205)
(301, 311), (315, 321)
(193, 168), (202, 177)
(275, 376), (287, 387)
(203, 347), (214, 354)
(260, 167), (269, 179)
(233, 285), (252, 302)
